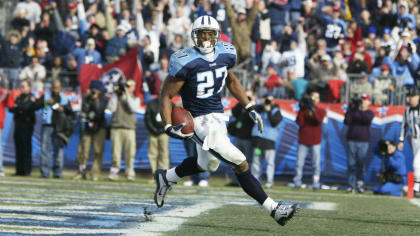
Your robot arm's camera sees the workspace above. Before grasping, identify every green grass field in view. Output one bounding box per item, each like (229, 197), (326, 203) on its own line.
(0, 167), (419, 235)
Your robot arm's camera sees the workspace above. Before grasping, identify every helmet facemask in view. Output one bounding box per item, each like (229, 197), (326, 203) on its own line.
(192, 29), (220, 54)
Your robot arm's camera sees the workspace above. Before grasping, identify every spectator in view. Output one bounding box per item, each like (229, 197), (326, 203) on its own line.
(105, 24), (128, 63)
(350, 41), (373, 72)
(399, 89), (420, 197)
(226, 90), (256, 187)
(73, 81), (107, 181)
(72, 38), (102, 71)
(372, 64), (394, 105)
(225, 0), (258, 63)
(344, 94), (374, 193)
(51, 2), (78, 56)
(294, 91), (326, 191)
(1, 31), (23, 89)
(34, 11), (55, 49)
(392, 45), (419, 87)
(144, 96), (169, 182)
(261, 40), (281, 73)
(316, 5), (346, 53)
(35, 80), (72, 178)
(19, 56), (46, 93)
(350, 73), (373, 99)
(397, 1), (416, 30)
(374, 140), (407, 196)
(107, 80), (140, 181)
(264, 64), (284, 98)
(251, 95), (283, 188)
(279, 19), (306, 79)
(10, 80), (36, 176)
(308, 53), (339, 101)
(267, 0), (290, 40)
(14, 0), (42, 26)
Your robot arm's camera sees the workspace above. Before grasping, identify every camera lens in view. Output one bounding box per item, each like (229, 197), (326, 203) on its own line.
(264, 99), (271, 105)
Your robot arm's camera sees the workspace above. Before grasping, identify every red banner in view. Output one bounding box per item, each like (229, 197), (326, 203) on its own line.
(78, 47), (143, 97)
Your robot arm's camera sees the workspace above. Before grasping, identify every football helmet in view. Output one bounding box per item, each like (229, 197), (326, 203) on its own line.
(191, 15), (220, 54)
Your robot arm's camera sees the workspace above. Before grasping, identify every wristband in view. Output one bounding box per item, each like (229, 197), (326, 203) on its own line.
(245, 102), (254, 110)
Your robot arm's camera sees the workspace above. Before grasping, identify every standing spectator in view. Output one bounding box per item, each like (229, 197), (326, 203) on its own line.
(226, 90), (256, 187)
(107, 80), (140, 181)
(261, 40), (281, 73)
(1, 31), (23, 89)
(279, 19), (306, 79)
(9, 80), (36, 176)
(35, 80), (72, 178)
(14, 0), (42, 26)
(105, 25), (128, 63)
(72, 38), (102, 71)
(267, 0), (290, 40)
(308, 54), (339, 101)
(19, 56), (46, 93)
(294, 92), (326, 191)
(225, 0), (258, 63)
(399, 89), (420, 197)
(144, 96), (169, 182)
(350, 73), (373, 99)
(374, 140), (407, 196)
(344, 94), (374, 193)
(372, 64), (394, 105)
(316, 5), (346, 53)
(73, 81), (107, 181)
(251, 95), (283, 188)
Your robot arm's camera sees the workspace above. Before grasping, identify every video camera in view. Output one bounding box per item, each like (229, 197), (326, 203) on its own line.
(348, 97), (362, 112)
(299, 94), (314, 111)
(116, 79), (129, 95)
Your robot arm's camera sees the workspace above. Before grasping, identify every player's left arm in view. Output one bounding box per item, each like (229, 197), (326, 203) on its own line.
(226, 69), (263, 133)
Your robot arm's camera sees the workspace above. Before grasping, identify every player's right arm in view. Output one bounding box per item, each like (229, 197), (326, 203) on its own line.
(159, 75), (192, 139)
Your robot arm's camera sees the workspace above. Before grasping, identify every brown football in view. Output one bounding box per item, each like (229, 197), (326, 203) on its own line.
(171, 106), (194, 134)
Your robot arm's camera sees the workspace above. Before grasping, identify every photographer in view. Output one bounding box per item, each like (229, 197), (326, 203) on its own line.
(250, 94), (282, 188)
(344, 94), (374, 193)
(10, 80), (37, 176)
(34, 80), (73, 178)
(73, 81), (107, 181)
(294, 91), (326, 190)
(107, 79), (140, 181)
(374, 140), (407, 196)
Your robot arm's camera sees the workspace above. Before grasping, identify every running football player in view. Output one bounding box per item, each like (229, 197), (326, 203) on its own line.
(154, 15), (297, 225)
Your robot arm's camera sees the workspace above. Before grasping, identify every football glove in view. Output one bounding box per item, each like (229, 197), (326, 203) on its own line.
(246, 104), (264, 133)
(164, 123), (193, 139)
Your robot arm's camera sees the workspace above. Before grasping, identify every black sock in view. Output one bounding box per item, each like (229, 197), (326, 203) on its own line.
(236, 170), (268, 205)
(175, 156), (203, 178)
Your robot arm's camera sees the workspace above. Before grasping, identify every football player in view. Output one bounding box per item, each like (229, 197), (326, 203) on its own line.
(154, 15), (297, 226)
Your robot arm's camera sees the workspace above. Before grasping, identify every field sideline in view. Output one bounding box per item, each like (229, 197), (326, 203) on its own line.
(0, 167), (419, 235)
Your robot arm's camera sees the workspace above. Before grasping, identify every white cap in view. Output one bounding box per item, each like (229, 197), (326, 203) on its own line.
(402, 30), (411, 37)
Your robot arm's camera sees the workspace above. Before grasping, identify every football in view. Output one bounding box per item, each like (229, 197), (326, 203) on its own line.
(171, 106), (194, 134)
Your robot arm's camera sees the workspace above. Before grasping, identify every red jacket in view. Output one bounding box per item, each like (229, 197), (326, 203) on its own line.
(296, 106), (326, 145)
(0, 88), (14, 129)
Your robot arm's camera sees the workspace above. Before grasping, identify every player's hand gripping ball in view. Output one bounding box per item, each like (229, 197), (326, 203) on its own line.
(164, 107), (194, 139)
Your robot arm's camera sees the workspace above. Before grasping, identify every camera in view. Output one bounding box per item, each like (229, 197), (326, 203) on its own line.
(299, 94), (314, 111)
(116, 79), (128, 95)
(264, 98), (272, 106)
(348, 97), (362, 112)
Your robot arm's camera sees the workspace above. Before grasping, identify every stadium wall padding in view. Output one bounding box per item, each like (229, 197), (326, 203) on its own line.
(1, 108), (413, 185)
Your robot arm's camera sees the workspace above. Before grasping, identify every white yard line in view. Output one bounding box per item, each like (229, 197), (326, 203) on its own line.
(410, 199), (420, 207)
(127, 202), (221, 236)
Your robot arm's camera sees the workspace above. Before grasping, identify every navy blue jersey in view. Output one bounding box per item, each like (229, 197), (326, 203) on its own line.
(168, 42), (237, 117)
(317, 15), (347, 48)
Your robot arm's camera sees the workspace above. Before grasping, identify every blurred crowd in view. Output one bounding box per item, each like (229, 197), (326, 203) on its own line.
(0, 0), (419, 195)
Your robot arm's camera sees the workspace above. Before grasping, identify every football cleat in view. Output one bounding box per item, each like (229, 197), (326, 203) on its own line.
(271, 202), (298, 226)
(154, 169), (173, 208)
